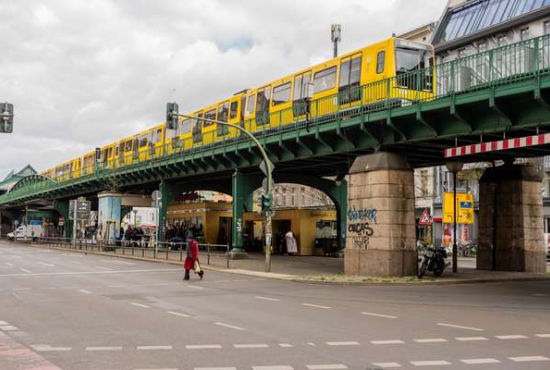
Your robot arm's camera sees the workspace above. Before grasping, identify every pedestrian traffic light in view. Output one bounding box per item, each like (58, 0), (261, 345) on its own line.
(166, 102), (179, 130)
(260, 193), (273, 216)
(0, 102), (14, 134)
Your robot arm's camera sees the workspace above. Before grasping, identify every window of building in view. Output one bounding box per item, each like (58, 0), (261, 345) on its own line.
(520, 27), (530, 40)
(457, 48), (467, 58)
(545, 20), (550, 34)
(314, 66), (337, 93)
(230, 101), (238, 120)
(376, 51), (385, 74)
(272, 82), (292, 105)
(497, 34), (508, 47)
(477, 41), (488, 53)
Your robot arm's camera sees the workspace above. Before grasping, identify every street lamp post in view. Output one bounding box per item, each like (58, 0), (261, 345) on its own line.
(446, 161), (464, 273)
(166, 105), (275, 272)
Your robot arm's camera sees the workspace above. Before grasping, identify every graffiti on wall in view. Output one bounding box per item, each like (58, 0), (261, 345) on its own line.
(347, 207), (377, 250)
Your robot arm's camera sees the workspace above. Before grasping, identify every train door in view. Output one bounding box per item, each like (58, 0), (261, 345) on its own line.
(202, 108), (217, 145)
(192, 112), (203, 145)
(338, 53), (362, 107)
(133, 137), (139, 161)
(228, 97), (241, 139)
(271, 78), (293, 128)
(118, 142), (125, 165)
(255, 86), (271, 127)
(216, 101), (230, 139)
(243, 91), (256, 133)
(292, 71), (312, 120)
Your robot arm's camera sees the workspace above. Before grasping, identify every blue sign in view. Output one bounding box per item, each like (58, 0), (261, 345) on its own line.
(29, 220), (42, 226)
(460, 202), (473, 209)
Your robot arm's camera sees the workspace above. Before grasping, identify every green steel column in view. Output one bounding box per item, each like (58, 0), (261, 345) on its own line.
(230, 171), (248, 255)
(335, 180), (348, 253)
(53, 199), (71, 240)
(159, 182), (174, 242)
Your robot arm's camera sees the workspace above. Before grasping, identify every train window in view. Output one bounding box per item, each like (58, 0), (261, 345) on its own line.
(204, 109), (216, 126)
(139, 135), (148, 148)
(218, 102), (229, 122)
(230, 101), (238, 119)
(155, 129), (162, 143)
(314, 66), (337, 93)
(293, 72), (311, 101)
(272, 82), (292, 105)
(181, 119), (192, 134)
(125, 140), (132, 152)
(257, 87), (271, 113)
(246, 94), (256, 116)
(340, 56), (362, 88)
(376, 51), (385, 74)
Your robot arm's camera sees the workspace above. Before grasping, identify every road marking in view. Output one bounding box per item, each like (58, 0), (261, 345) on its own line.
(96, 266), (113, 270)
(78, 289), (91, 294)
(413, 338), (448, 343)
(0, 325), (18, 331)
(509, 356), (550, 362)
(326, 341), (360, 346)
(5, 262), (13, 267)
(535, 334), (550, 338)
(372, 363), (402, 369)
(234, 344), (269, 349)
(39, 262), (54, 267)
(195, 368), (237, 370)
(302, 303), (331, 309)
(136, 345), (173, 350)
(532, 293), (549, 297)
(252, 367), (293, 370)
(256, 296), (280, 301)
(167, 311), (190, 318)
(370, 340), (405, 345)
(135, 368), (178, 370)
(495, 334), (528, 340)
(86, 346), (123, 351)
(31, 344), (72, 352)
(279, 343), (293, 348)
(361, 312), (397, 319)
(410, 360), (451, 366)
(0, 268), (181, 277)
(188, 285), (204, 290)
(455, 336), (488, 341)
(460, 358), (500, 364)
(186, 344), (222, 349)
(437, 323), (484, 331)
(19, 268), (32, 274)
(306, 365), (348, 370)
(0, 321), (9, 325)
(307, 342), (316, 346)
(214, 322), (245, 331)
(130, 302), (150, 309)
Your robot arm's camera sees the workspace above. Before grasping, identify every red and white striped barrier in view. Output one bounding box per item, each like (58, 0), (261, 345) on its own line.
(444, 133), (550, 158)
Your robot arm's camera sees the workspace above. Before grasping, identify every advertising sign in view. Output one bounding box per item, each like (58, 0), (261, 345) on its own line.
(443, 193), (474, 224)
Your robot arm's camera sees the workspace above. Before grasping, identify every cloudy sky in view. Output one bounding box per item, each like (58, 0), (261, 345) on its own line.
(0, 0), (446, 177)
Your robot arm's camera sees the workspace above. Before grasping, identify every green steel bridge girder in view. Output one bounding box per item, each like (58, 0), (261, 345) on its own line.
(3, 70), (550, 207)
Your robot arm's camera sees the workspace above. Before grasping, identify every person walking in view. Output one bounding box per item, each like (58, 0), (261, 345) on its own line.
(183, 231), (204, 280)
(285, 229), (298, 255)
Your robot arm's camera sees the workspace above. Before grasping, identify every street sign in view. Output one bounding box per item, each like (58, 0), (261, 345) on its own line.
(418, 209), (432, 225)
(259, 159), (275, 177)
(443, 193), (474, 224)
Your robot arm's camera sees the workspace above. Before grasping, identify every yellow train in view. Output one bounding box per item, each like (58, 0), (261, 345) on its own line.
(40, 37), (434, 181)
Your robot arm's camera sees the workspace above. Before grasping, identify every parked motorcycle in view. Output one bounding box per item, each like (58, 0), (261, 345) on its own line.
(418, 246), (448, 278)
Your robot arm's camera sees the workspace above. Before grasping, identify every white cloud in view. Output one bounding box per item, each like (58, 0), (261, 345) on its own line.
(0, 0), (446, 175)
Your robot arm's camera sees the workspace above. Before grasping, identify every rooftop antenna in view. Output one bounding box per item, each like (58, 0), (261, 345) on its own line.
(331, 24), (341, 58)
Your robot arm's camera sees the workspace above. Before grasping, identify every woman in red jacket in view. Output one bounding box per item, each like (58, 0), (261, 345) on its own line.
(184, 231), (204, 280)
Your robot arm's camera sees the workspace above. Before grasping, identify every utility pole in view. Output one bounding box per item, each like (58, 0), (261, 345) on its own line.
(331, 24), (342, 58)
(166, 103), (275, 272)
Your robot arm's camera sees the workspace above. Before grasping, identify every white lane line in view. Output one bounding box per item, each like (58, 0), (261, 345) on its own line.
(302, 303), (331, 309)
(437, 323), (484, 331)
(410, 360), (451, 366)
(509, 356), (550, 362)
(86, 346), (123, 351)
(135, 368), (178, 370)
(214, 322), (246, 331)
(136, 345), (173, 350)
(96, 266), (113, 270)
(252, 367), (293, 370)
(185, 344), (222, 349)
(256, 296), (280, 302)
(361, 312), (397, 319)
(307, 342), (316, 347)
(279, 343), (293, 348)
(495, 334), (528, 340)
(167, 311), (190, 318)
(188, 285), (204, 290)
(19, 268), (32, 274)
(234, 344), (269, 349)
(195, 368), (237, 370)
(535, 334), (550, 338)
(460, 358), (500, 364)
(130, 302), (150, 309)
(0, 267), (180, 277)
(5, 262), (13, 267)
(0, 325), (18, 331)
(78, 289), (91, 294)
(39, 262), (54, 267)
(371, 340), (405, 345)
(30, 344), (72, 352)
(372, 363), (402, 369)
(532, 293), (549, 297)
(0, 321), (9, 325)
(413, 338), (448, 343)
(326, 341), (360, 346)
(306, 365), (348, 370)
(455, 336), (488, 342)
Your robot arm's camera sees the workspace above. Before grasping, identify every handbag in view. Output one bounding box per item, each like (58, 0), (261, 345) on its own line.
(193, 260), (201, 273)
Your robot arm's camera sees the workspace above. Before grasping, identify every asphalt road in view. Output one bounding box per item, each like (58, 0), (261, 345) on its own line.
(0, 241), (549, 370)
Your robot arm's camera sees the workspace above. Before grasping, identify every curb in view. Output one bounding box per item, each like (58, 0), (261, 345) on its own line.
(21, 243), (550, 286)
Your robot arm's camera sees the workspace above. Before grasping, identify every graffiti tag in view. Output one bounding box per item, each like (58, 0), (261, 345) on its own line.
(348, 222), (374, 250)
(347, 208), (377, 223)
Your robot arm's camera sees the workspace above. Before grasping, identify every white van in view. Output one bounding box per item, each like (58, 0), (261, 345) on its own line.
(7, 225), (43, 240)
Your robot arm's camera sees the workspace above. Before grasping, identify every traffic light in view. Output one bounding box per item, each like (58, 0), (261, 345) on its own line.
(166, 102), (179, 130)
(0, 102), (14, 134)
(259, 193), (273, 216)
